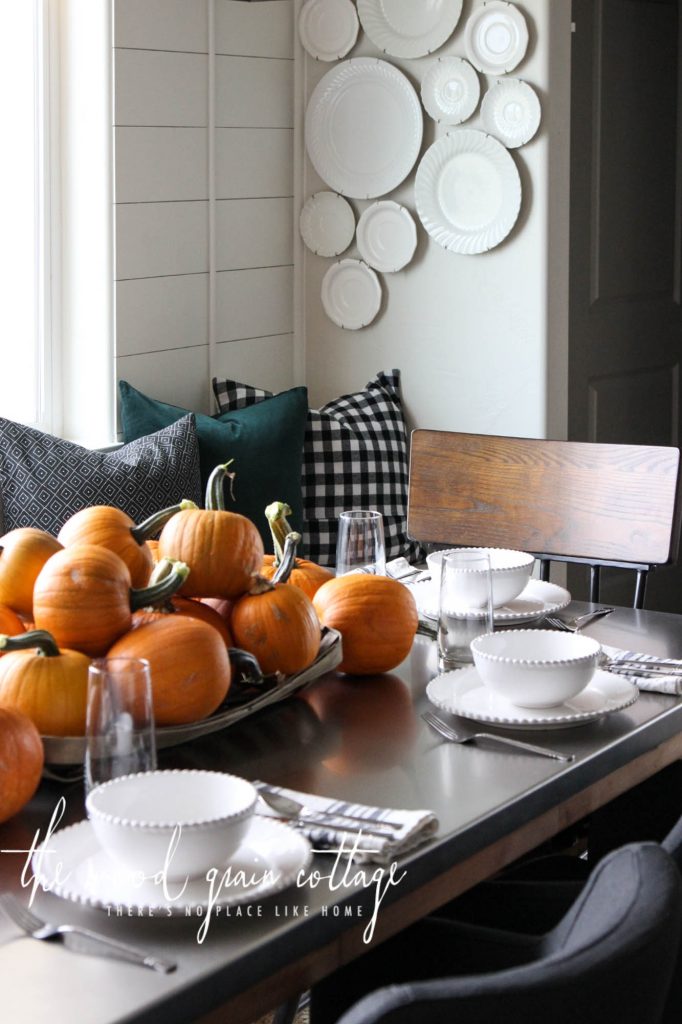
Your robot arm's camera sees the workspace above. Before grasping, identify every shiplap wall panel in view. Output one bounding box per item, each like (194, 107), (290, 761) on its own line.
(214, 335), (296, 393)
(115, 50), (207, 126)
(116, 275), (208, 357)
(117, 347), (210, 415)
(115, 0), (208, 52)
(217, 267), (294, 342)
(216, 57), (293, 127)
(115, 127), (208, 203)
(217, 198), (292, 270)
(216, 128), (294, 198)
(116, 202), (209, 280)
(215, 1), (293, 57)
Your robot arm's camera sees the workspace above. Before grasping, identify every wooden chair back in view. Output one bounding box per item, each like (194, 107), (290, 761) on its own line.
(408, 430), (682, 608)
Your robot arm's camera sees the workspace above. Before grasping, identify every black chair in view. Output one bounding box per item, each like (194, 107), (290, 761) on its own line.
(310, 843), (682, 1024)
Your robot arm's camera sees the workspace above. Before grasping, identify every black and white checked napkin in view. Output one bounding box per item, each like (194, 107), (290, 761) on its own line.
(601, 644), (682, 695)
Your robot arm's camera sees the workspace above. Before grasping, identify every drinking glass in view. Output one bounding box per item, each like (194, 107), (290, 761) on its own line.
(85, 657), (157, 794)
(336, 510), (386, 576)
(438, 550), (494, 670)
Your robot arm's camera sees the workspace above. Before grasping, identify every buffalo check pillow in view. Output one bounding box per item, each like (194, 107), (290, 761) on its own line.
(212, 369), (422, 567)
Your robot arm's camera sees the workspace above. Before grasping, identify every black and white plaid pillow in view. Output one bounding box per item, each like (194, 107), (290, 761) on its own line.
(0, 414), (202, 536)
(213, 370), (422, 567)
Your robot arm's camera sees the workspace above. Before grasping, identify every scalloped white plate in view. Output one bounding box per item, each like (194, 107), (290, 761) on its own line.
(321, 258), (382, 330)
(305, 58), (423, 199)
(300, 191), (356, 257)
(481, 78), (541, 148)
(409, 578), (571, 625)
(415, 129), (521, 254)
(464, 1), (529, 75)
(356, 201), (417, 273)
(427, 668), (638, 730)
(299, 0), (359, 62)
(421, 56), (480, 125)
(357, 0), (463, 58)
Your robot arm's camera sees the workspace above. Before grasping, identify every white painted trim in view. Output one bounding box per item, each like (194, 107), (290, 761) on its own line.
(207, 0), (217, 410)
(292, 0), (306, 385)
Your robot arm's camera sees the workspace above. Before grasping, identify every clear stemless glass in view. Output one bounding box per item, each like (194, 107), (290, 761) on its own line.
(85, 656), (157, 794)
(438, 550), (494, 671)
(336, 510), (386, 576)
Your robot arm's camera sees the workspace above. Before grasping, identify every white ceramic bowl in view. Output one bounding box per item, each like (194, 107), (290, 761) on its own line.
(427, 547), (535, 608)
(86, 769), (256, 879)
(470, 629), (601, 708)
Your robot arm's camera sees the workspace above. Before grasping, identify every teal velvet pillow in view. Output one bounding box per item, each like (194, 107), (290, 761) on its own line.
(118, 381), (308, 553)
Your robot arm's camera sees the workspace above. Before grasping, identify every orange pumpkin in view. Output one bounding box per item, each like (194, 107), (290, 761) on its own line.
(107, 615), (232, 726)
(0, 528), (63, 617)
(132, 558), (233, 645)
(0, 630), (90, 735)
(0, 605), (26, 641)
(312, 575), (418, 676)
(158, 463), (264, 599)
(260, 502), (334, 599)
(0, 707), (44, 823)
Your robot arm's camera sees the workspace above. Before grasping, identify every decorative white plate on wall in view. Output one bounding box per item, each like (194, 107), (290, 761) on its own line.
(415, 129), (522, 254)
(305, 58), (423, 199)
(356, 201), (417, 273)
(420, 56), (481, 125)
(481, 78), (541, 147)
(357, 0), (464, 59)
(299, 0), (359, 62)
(464, 1), (529, 75)
(300, 191), (356, 257)
(321, 258), (382, 329)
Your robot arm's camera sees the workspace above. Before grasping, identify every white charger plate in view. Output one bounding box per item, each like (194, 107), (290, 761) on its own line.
(410, 578), (571, 625)
(356, 201), (417, 273)
(321, 258), (382, 329)
(300, 191), (356, 257)
(481, 78), (541, 148)
(421, 56), (480, 125)
(415, 129), (522, 254)
(464, 1), (529, 75)
(31, 817), (312, 913)
(427, 668), (638, 731)
(357, 0), (463, 58)
(305, 58), (423, 199)
(299, 0), (359, 62)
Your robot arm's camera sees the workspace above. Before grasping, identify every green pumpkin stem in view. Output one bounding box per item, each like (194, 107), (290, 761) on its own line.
(129, 560), (190, 611)
(0, 630), (61, 657)
(265, 501), (294, 568)
(206, 461), (236, 511)
(248, 532), (300, 595)
(130, 500), (198, 545)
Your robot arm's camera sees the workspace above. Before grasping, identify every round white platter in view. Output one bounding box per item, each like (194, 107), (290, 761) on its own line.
(426, 668), (638, 731)
(409, 578), (571, 626)
(305, 57), (423, 199)
(32, 816), (312, 913)
(321, 258), (382, 330)
(415, 129), (522, 254)
(357, 0), (464, 59)
(299, 0), (359, 62)
(356, 201), (417, 273)
(464, 0), (529, 75)
(420, 56), (480, 125)
(300, 191), (356, 257)
(481, 78), (541, 148)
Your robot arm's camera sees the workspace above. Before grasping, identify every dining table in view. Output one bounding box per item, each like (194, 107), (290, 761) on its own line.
(2, 599), (682, 1024)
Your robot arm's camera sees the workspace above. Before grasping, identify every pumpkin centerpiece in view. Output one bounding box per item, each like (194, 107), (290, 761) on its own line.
(0, 528), (63, 618)
(312, 574), (418, 676)
(261, 501), (334, 599)
(0, 707), (44, 824)
(0, 630), (91, 736)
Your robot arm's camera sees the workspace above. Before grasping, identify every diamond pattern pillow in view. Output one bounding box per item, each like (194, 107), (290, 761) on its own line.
(213, 370), (422, 567)
(0, 414), (202, 536)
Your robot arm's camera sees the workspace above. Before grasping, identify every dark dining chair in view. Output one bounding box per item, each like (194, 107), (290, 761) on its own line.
(407, 429), (682, 608)
(310, 843), (682, 1024)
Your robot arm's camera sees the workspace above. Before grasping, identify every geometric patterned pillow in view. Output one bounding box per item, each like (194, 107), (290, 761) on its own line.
(213, 370), (423, 567)
(0, 414), (202, 537)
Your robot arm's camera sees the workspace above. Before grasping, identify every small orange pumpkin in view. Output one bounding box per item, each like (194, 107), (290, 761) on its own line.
(132, 559), (233, 645)
(0, 707), (44, 823)
(0, 605), (26, 641)
(0, 630), (90, 736)
(0, 528), (63, 617)
(260, 502), (334, 599)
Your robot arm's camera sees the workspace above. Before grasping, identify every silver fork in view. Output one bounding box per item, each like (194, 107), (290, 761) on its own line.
(543, 607), (615, 632)
(0, 893), (176, 973)
(422, 711), (575, 762)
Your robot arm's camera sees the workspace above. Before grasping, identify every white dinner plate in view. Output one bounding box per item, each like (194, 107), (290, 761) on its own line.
(410, 578), (571, 625)
(481, 78), (541, 148)
(305, 58), (423, 199)
(300, 191), (356, 257)
(299, 0), (359, 62)
(427, 668), (639, 731)
(32, 817), (312, 914)
(321, 258), (382, 329)
(420, 56), (480, 125)
(464, 1), (529, 75)
(356, 201), (417, 273)
(357, 0), (463, 59)
(415, 129), (522, 254)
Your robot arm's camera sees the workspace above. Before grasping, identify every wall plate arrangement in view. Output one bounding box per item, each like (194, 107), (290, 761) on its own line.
(298, 0), (359, 62)
(321, 258), (382, 329)
(464, 1), (529, 75)
(356, 201), (418, 273)
(305, 58), (423, 199)
(415, 129), (522, 254)
(299, 191), (356, 257)
(481, 78), (541, 148)
(357, 0), (464, 59)
(420, 56), (480, 125)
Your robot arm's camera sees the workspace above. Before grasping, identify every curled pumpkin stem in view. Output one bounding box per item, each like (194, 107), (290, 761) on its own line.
(130, 500), (198, 546)
(0, 630), (61, 658)
(265, 501), (294, 567)
(206, 461), (236, 511)
(129, 560), (190, 612)
(249, 532), (301, 595)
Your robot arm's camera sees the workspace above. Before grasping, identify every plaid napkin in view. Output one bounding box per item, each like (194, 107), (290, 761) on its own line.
(256, 784), (439, 866)
(601, 644), (682, 695)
